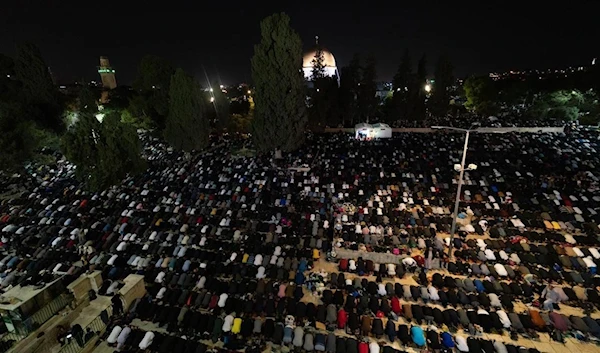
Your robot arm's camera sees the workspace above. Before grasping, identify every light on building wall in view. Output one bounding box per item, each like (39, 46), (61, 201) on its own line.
(424, 84), (432, 93)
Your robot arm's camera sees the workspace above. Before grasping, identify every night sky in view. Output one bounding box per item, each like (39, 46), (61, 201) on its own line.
(1, 1), (599, 86)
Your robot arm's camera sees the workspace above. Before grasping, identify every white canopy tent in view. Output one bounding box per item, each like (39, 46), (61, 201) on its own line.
(354, 123), (373, 139)
(372, 123), (392, 138)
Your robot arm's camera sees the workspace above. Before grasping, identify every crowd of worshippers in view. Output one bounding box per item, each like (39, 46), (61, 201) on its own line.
(0, 129), (598, 353)
(389, 115), (566, 129)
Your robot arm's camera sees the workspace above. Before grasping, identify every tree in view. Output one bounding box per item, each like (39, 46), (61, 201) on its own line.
(358, 55), (378, 122)
(250, 12), (307, 152)
(62, 110), (145, 191)
(464, 75), (498, 115)
(0, 54), (13, 75)
(311, 46), (326, 81)
(528, 89), (596, 122)
(130, 55), (175, 129)
(430, 54), (454, 117)
(164, 68), (209, 151)
(0, 103), (37, 171)
(409, 54), (427, 120)
(309, 77), (340, 129)
(339, 54), (362, 126)
(78, 85), (98, 115)
(121, 109), (153, 130)
(0, 50), (60, 171)
(391, 49), (413, 120)
(14, 42), (64, 132)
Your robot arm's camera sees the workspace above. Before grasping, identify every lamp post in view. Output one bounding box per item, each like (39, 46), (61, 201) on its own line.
(431, 124), (507, 259)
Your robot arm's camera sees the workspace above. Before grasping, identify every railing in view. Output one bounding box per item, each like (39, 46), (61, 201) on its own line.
(57, 304), (113, 353)
(0, 293), (74, 348)
(30, 293), (74, 326)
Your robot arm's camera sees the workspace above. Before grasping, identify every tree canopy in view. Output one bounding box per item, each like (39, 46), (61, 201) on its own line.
(430, 54), (454, 117)
(14, 42), (64, 133)
(339, 54), (361, 126)
(464, 75), (499, 115)
(391, 49), (413, 120)
(129, 55), (175, 130)
(250, 12), (307, 152)
(358, 55), (378, 122)
(410, 54), (427, 120)
(529, 89), (599, 123)
(0, 43), (63, 172)
(62, 90), (145, 191)
(311, 47), (326, 81)
(164, 68), (209, 151)
(0, 103), (38, 171)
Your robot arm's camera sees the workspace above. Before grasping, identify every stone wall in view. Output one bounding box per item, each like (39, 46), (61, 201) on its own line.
(67, 271), (103, 307)
(118, 274), (146, 311)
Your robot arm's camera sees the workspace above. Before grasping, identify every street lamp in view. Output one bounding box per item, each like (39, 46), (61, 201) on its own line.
(431, 124), (504, 259)
(424, 84), (432, 93)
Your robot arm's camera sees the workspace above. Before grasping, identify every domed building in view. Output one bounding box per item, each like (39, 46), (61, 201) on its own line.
(302, 37), (340, 86)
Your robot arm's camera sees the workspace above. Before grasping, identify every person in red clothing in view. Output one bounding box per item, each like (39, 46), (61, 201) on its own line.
(337, 308), (348, 329)
(358, 340), (369, 353)
(339, 258), (349, 271)
(391, 296), (402, 315)
(413, 255), (425, 267)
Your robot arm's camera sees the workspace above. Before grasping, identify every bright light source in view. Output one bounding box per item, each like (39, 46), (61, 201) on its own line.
(210, 97), (215, 103)
(209, 88), (213, 92)
(468, 164), (478, 170)
(219, 85), (224, 89)
(247, 90), (251, 95)
(424, 84), (432, 93)
(95, 113), (105, 123)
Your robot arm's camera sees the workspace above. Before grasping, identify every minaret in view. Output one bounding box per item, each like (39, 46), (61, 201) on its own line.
(98, 56), (117, 89)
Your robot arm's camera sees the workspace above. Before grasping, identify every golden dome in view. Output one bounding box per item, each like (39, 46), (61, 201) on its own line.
(302, 47), (337, 69)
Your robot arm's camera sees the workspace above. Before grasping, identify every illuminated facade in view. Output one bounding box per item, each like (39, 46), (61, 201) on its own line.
(98, 56), (117, 89)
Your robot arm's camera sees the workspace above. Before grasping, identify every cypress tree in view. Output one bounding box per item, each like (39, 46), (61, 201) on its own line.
(358, 55), (378, 122)
(0, 103), (37, 171)
(164, 68), (209, 151)
(409, 54), (427, 120)
(392, 49), (413, 120)
(130, 55), (174, 129)
(311, 45), (326, 81)
(251, 12), (307, 152)
(339, 54), (362, 126)
(430, 54), (454, 117)
(14, 42), (63, 132)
